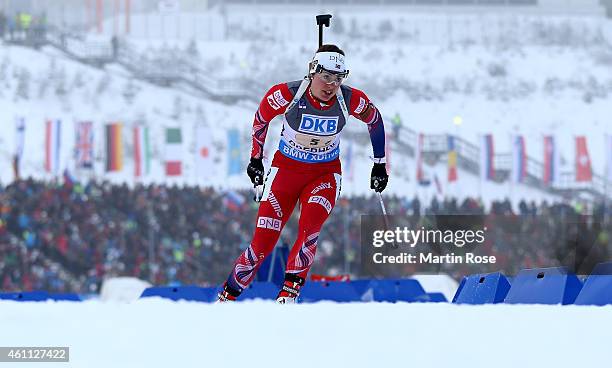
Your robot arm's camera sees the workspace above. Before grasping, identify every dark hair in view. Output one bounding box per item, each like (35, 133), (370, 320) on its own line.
(316, 44), (345, 56)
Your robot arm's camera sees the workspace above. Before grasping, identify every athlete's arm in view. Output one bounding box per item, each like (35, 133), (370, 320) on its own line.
(348, 87), (386, 162)
(251, 83), (294, 159)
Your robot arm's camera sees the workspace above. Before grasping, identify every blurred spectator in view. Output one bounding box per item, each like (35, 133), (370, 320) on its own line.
(0, 178), (609, 293)
(7, 12), (15, 40)
(0, 10), (6, 39)
(391, 112), (402, 139)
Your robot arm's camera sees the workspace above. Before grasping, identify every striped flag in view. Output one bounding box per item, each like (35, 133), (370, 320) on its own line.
(575, 136), (592, 182)
(45, 120), (61, 175)
(224, 190), (246, 212)
(105, 123), (123, 172)
(543, 136), (558, 186)
(13, 117), (25, 179)
(607, 135), (612, 183)
(480, 134), (495, 181)
(195, 125), (213, 180)
(511, 135), (527, 183)
(75, 122), (94, 169)
(133, 125), (151, 177)
(227, 129), (241, 176)
(165, 127), (182, 176)
(447, 135), (457, 182)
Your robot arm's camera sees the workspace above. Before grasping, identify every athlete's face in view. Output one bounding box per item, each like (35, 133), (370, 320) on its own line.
(310, 70), (344, 102)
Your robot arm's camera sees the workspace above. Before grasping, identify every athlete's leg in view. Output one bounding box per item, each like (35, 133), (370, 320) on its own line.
(223, 167), (300, 297)
(284, 172), (342, 283)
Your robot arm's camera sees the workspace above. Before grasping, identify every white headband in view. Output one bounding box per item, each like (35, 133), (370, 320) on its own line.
(311, 51), (347, 74)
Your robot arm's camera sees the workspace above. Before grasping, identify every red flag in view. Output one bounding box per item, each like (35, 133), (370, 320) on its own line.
(575, 136), (592, 182)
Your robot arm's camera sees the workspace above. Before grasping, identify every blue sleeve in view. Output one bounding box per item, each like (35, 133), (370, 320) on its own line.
(368, 108), (386, 159)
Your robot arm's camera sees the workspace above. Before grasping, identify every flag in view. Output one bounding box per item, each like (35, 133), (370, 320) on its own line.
(543, 136), (559, 186)
(105, 123), (123, 172)
(447, 135), (457, 182)
(416, 133), (430, 185)
(133, 125), (151, 177)
(480, 134), (495, 181)
(227, 129), (241, 176)
(607, 135), (612, 183)
(575, 136), (592, 182)
(345, 142), (354, 182)
(13, 117), (25, 179)
(224, 190), (246, 212)
(165, 127), (182, 176)
(511, 135), (527, 183)
(75, 121), (94, 169)
(195, 125), (213, 179)
(45, 120), (61, 175)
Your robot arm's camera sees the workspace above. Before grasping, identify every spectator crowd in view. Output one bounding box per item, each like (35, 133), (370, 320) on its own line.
(1, 178), (610, 294)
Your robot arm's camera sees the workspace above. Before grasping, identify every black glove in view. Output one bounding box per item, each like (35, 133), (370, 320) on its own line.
(247, 157), (264, 186)
(370, 163), (388, 193)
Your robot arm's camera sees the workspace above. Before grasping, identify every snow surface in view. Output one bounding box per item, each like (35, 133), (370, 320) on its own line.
(0, 299), (610, 368)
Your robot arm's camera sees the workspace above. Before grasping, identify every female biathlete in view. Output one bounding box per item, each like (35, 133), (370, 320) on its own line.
(218, 44), (388, 303)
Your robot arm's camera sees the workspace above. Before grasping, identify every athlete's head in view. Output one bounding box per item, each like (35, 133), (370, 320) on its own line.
(308, 44), (349, 102)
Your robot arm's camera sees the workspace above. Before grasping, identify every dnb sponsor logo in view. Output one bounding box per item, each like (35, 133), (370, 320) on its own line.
(354, 97), (366, 114)
(308, 195), (332, 214)
(299, 114), (338, 135)
(273, 90), (288, 106)
(267, 89), (289, 111)
(257, 216), (282, 231)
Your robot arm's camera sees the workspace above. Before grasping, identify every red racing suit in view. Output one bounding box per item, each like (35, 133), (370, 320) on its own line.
(224, 79), (385, 293)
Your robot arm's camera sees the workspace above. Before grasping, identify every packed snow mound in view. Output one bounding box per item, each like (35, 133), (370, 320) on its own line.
(99, 277), (152, 303)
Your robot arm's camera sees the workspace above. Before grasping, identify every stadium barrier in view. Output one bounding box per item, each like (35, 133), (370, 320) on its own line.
(574, 262), (612, 306)
(452, 272), (511, 304)
(0, 291), (81, 302)
(140, 286), (220, 302)
(138, 279), (441, 303)
(504, 267), (583, 305)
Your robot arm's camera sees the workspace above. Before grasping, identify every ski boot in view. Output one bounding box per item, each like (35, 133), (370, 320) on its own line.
(216, 285), (240, 303)
(276, 274), (305, 304)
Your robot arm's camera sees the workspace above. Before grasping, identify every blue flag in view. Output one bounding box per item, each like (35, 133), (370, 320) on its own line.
(227, 129), (242, 176)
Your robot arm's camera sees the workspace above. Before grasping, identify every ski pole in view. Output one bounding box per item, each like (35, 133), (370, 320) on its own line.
(253, 184), (263, 202)
(253, 157), (269, 202)
(377, 192), (387, 217)
(376, 191), (397, 248)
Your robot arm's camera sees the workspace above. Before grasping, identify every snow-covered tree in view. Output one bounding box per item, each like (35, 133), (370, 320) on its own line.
(54, 67), (67, 97)
(14, 68), (31, 100)
(122, 78), (138, 104)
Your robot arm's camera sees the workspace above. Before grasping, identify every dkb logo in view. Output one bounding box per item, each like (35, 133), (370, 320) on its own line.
(298, 114), (339, 135)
